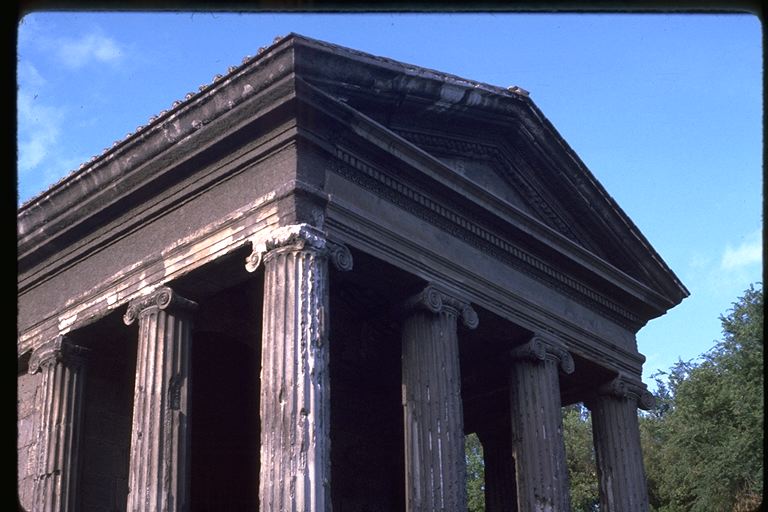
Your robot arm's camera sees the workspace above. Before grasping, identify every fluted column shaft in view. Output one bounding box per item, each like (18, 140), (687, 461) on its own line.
(509, 335), (574, 512)
(401, 285), (478, 512)
(29, 336), (88, 512)
(124, 287), (197, 512)
(588, 376), (654, 512)
(477, 426), (517, 512)
(246, 224), (352, 512)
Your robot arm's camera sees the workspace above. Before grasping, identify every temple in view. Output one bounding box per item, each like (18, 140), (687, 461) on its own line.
(17, 34), (688, 511)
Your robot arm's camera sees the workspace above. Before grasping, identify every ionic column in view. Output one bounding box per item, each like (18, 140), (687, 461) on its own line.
(587, 375), (654, 512)
(401, 285), (478, 512)
(124, 286), (197, 512)
(476, 424), (517, 512)
(508, 335), (574, 512)
(246, 224), (352, 512)
(28, 335), (88, 512)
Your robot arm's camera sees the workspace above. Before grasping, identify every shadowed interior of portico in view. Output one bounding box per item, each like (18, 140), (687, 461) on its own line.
(57, 242), (621, 511)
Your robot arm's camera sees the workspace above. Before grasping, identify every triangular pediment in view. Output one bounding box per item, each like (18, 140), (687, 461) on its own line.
(17, 32), (687, 317)
(385, 127), (607, 259)
(288, 34), (687, 303)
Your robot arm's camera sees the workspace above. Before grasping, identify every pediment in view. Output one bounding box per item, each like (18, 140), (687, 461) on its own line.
(283, 34), (685, 303)
(387, 127), (610, 261)
(17, 32), (687, 318)
(304, 83), (682, 302)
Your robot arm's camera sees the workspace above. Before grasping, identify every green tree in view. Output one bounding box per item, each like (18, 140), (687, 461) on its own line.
(562, 404), (599, 511)
(464, 408), (601, 512)
(465, 433), (486, 512)
(643, 284), (763, 512)
(639, 375), (674, 511)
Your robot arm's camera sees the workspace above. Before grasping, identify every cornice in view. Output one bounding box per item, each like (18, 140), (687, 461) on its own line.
(522, 100), (689, 303)
(292, 33), (531, 106)
(18, 42), (298, 266)
(295, 42), (687, 306)
(18, 119), (299, 295)
(295, 79), (676, 323)
(329, 146), (644, 330)
(16, 184), (290, 357)
(16, 34), (683, 316)
(325, 208), (647, 377)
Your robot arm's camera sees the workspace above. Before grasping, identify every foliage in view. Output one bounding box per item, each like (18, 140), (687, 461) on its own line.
(462, 285), (763, 512)
(464, 408), (600, 512)
(642, 284), (764, 512)
(562, 404), (599, 511)
(465, 433), (486, 512)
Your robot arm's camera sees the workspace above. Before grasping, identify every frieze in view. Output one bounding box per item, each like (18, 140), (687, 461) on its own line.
(329, 147), (642, 329)
(393, 129), (501, 160)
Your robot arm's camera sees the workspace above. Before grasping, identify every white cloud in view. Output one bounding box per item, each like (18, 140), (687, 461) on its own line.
(17, 90), (65, 173)
(721, 230), (763, 270)
(17, 61), (46, 89)
(16, 27), (125, 194)
(56, 32), (123, 69)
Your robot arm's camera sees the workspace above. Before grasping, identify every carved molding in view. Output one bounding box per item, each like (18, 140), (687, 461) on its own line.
(394, 129), (501, 159)
(402, 284), (479, 329)
(327, 240), (354, 271)
(509, 334), (575, 374)
(393, 129), (586, 247)
(597, 374), (655, 411)
(245, 223), (353, 273)
(123, 286), (198, 326)
(330, 146), (642, 329)
(28, 335), (88, 374)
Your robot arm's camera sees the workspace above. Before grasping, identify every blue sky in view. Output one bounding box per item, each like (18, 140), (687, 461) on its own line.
(17, 12), (762, 389)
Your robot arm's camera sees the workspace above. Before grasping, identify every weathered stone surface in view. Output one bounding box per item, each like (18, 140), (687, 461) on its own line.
(250, 224), (350, 512)
(588, 376), (652, 512)
(28, 335), (88, 512)
(124, 286), (197, 512)
(17, 416), (36, 458)
(401, 285), (477, 512)
(509, 335), (573, 512)
(17, 370), (40, 417)
(17, 368), (41, 510)
(16, 34), (690, 511)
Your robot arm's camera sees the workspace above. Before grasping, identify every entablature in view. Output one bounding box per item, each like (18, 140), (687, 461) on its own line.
(292, 80), (676, 332)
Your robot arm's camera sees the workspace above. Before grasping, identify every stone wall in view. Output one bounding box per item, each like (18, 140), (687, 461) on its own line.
(78, 352), (134, 511)
(17, 369), (40, 511)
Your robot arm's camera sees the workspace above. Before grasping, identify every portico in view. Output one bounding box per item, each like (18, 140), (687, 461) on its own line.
(17, 34), (687, 512)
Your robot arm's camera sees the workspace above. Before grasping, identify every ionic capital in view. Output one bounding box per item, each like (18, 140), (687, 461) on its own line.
(123, 286), (198, 326)
(509, 334), (574, 374)
(597, 374), (655, 410)
(327, 240), (354, 271)
(28, 335), (88, 374)
(245, 223), (353, 272)
(402, 285), (479, 329)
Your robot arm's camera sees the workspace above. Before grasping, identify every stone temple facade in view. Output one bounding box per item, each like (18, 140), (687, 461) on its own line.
(17, 34), (688, 511)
